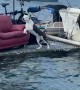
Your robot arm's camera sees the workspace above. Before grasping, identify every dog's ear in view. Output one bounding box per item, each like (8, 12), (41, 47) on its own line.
(24, 13), (28, 15)
(29, 14), (31, 18)
(23, 12), (31, 20)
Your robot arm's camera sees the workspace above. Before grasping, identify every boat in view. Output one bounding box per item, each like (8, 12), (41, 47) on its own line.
(27, 4), (67, 22)
(27, 4), (67, 36)
(46, 7), (80, 47)
(1, 0), (80, 51)
(59, 7), (80, 42)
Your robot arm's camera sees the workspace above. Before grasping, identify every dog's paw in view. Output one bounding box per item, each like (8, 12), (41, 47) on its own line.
(23, 31), (27, 34)
(37, 45), (42, 49)
(23, 29), (27, 34)
(47, 46), (50, 49)
(37, 47), (41, 49)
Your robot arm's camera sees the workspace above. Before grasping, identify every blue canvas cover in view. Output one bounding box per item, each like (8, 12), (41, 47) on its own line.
(30, 7), (55, 23)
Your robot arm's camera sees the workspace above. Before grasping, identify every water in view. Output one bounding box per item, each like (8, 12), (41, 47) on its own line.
(0, 52), (80, 90)
(0, 0), (80, 13)
(59, 0), (80, 8)
(0, 0), (80, 90)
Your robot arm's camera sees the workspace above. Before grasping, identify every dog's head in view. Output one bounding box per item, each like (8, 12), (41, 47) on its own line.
(23, 13), (30, 22)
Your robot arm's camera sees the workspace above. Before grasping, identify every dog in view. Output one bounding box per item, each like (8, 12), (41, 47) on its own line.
(23, 13), (50, 49)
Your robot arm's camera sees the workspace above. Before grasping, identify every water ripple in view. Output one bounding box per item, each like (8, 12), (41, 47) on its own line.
(0, 52), (80, 90)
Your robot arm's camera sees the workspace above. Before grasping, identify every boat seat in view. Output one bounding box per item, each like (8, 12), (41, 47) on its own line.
(1, 3), (9, 7)
(53, 22), (63, 28)
(0, 15), (30, 50)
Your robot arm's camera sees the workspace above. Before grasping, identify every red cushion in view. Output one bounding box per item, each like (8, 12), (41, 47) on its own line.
(0, 15), (12, 33)
(12, 24), (25, 31)
(0, 31), (26, 40)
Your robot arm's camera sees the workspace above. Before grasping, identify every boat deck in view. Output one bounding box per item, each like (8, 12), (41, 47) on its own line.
(0, 22), (80, 57)
(0, 41), (79, 57)
(40, 22), (64, 35)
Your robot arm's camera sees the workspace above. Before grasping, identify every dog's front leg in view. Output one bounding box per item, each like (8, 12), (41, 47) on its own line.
(23, 28), (28, 34)
(36, 36), (42, 49)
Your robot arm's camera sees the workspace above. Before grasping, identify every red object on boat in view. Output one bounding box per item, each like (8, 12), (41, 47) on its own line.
(0, 15), (30, 50)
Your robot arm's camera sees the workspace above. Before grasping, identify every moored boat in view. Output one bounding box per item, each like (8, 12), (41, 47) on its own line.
(59, 7), (80, 41)
(46, 7), (80, 47)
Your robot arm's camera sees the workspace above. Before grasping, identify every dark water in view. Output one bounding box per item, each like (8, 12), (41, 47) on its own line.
(0, 52), (80, 90)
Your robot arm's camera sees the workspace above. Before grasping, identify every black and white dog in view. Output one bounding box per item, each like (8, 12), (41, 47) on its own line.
(23, 14), (50, 49)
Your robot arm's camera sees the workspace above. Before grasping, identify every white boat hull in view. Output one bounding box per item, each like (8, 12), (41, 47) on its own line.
(59, 8), (80, 41)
